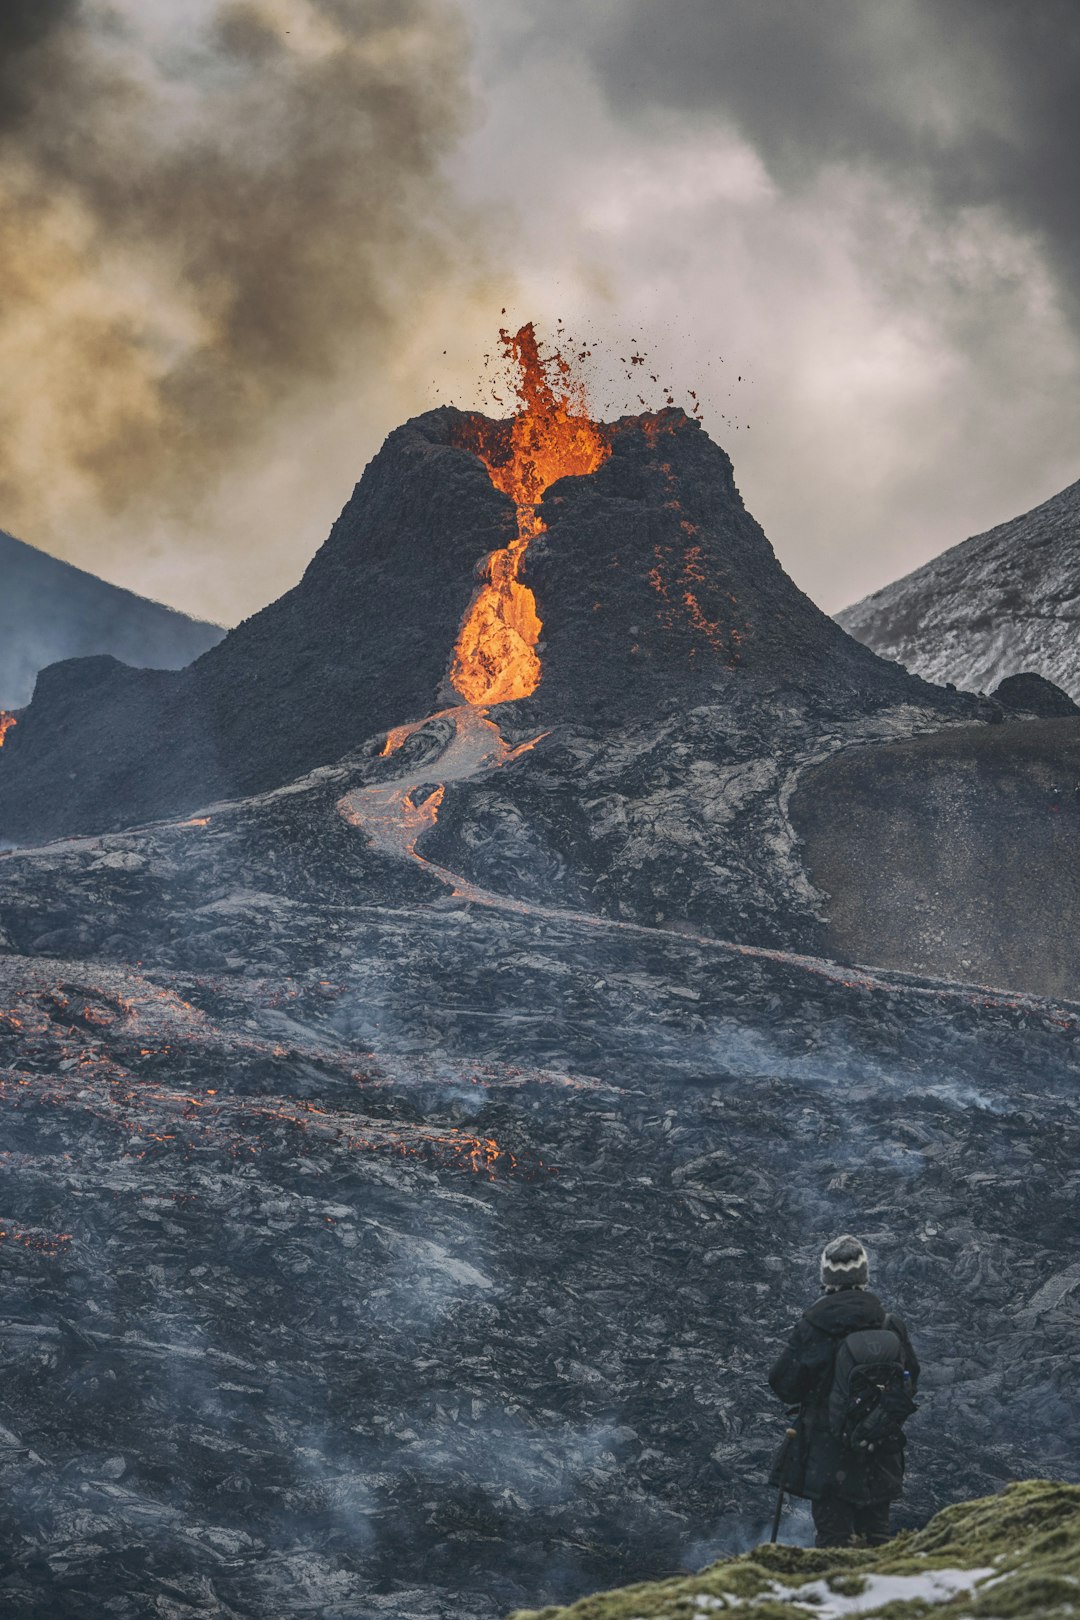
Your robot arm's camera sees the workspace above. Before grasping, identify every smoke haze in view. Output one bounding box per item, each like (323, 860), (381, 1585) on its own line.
(589, 0), (1080, 320)
(0, 0), (498, 618)
(4, 0), (1080, 624)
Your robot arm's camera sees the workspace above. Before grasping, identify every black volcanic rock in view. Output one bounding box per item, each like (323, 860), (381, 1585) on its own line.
(0, 409), (1079, 1615)
(0, 528), (224, 710)
(0, 768), (1079, 1617)
(0, 411), (511, 844)
(837, 474), (1080, 699)
(992, 671), (1080, 718)
(790, 718), (1080, 997)
(0, 409), (955, 848)
(525, 411), (924, 720)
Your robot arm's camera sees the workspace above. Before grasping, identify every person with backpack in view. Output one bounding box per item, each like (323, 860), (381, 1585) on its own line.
(767, 1234), (920, 1547)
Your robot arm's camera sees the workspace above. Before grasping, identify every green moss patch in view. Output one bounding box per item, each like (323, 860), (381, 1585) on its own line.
(509, 1480), (1080, 1620)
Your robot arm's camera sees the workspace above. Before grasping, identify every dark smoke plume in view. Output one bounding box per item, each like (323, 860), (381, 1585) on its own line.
(0, 0), (489, 567)
(0, 1), (78, 58)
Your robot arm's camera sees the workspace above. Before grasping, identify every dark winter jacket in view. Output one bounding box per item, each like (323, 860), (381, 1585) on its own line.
(768, 1288), (920, 1504)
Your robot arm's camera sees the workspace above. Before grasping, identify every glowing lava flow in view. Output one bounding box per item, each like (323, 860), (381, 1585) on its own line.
(0, 965), (535, 1180)
(449, 323), (609, 705)
(0, 713), (15, 748)
(339, 326), (607, 902)
(338, 706), (544, 873)
(339, 324), (605, 875)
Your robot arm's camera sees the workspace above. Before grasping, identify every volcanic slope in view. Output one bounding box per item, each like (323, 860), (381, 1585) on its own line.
(0, 407), (965, 851)
(838, 473), (1080, 700)
(0, 529), (224, 712)
(0, 766), (1079, 1619)
(1, 393), (1078, 1617)
(791, 715), (1080, 999)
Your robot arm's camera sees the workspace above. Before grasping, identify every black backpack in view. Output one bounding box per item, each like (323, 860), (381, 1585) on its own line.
(827, 1324), (916, 1453)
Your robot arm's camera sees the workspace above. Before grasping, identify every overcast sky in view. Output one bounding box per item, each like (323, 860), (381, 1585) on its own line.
(2, 0), (1078, 622)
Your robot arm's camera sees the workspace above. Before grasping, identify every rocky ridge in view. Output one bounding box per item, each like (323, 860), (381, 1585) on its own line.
(838, 474), (1080, 699)
(790, 714), (1080, 999)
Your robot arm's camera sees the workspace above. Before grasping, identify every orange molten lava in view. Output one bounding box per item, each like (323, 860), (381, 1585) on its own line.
(450, 324), (610, 705)
(0, 713), (15, 748)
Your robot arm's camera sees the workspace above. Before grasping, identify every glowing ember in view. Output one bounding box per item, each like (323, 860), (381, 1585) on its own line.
(0, 965), (554, 1184)
(0, 1227), (71, 1255)
(0, 712), (15, 748)
(450, 323), (610, 706)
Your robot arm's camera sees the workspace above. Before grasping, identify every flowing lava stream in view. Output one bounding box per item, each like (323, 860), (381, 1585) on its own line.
(338, 322), (608, 873)
(0, 713), (15, 749)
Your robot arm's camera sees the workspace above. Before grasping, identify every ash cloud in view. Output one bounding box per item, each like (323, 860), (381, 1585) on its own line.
(0, 0), (79, 65)
(0, 0), (493, 608)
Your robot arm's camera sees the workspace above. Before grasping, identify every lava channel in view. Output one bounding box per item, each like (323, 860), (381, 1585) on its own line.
(337, 705), (544, 876)
(338, 324), (605, 885)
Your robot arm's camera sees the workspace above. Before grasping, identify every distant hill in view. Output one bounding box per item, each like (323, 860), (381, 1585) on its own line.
(0, 529), (225, 710)
(837, 474), (1080, 699)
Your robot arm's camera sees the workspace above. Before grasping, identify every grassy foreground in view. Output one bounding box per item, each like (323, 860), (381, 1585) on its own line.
(509, 1480), (1080, 1619)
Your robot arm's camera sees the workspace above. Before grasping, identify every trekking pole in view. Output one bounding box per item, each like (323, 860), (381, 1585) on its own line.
(769, 1427), (798, 1544)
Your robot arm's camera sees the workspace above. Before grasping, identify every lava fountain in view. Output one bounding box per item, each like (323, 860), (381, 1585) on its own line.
(339, 323), (605, 876)
(448, 323), (610, 706)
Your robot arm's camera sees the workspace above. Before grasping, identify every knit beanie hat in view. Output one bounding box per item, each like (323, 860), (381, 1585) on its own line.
(820, 1234), (869, 1291)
